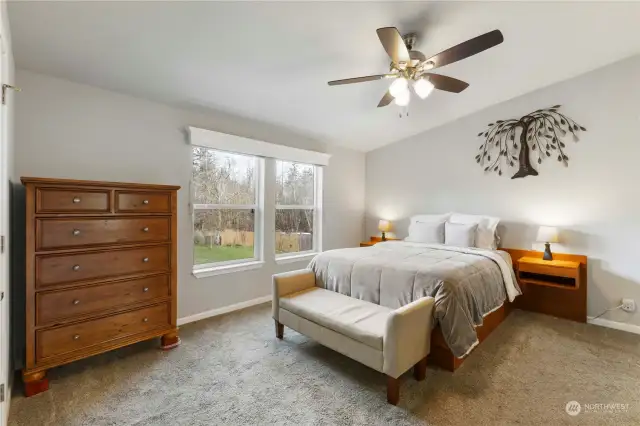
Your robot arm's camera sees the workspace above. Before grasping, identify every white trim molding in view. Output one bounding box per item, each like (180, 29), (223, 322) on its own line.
(192, 260), (265, 278)
(275, 252), (317, 265)
(587, 317), (640, 335)
(188, 126), (331, 166)
(178, 295), (271, 326)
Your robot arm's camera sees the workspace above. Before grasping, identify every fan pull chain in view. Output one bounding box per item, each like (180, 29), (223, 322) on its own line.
(398, 105), (410, 118)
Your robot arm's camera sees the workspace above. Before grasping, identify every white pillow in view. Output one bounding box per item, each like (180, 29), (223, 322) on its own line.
(445, 222), (477, 247)
(408, 213), (451, 237)
(449, 213), (500, 249)
(405, 221), (445, 244)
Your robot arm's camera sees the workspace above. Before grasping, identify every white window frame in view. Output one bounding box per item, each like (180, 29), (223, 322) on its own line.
(191, 147), (265, 277)
(188, 126), (330, 274)
(275, 163), (323, 263)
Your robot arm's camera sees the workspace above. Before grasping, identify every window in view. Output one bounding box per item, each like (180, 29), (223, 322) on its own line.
(192, 146), (262, 271)
(188, 126), (330, 275)
(275, 160), (322, 257)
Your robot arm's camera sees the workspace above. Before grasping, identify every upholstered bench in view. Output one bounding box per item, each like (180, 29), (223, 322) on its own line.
(272, 269), (435, 405)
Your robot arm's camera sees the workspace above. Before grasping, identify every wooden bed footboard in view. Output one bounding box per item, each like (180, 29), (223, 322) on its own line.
(428, 301), (512, 371)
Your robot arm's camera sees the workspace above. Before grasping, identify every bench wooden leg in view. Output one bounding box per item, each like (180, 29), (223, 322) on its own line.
(414, 356), (427, 381)
(386, 376), (399, 405)
(275, 320), (284, 339)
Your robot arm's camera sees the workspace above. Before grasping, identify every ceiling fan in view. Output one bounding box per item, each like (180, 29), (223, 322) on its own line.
(328, 28), (504, 108)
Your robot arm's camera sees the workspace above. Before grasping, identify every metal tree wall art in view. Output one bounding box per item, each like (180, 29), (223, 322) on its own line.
(475, 105), (586, 179)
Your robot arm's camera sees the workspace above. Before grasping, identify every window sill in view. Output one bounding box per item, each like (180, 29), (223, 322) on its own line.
(192, 260), (265, 278)
(275, 252), (318, 265)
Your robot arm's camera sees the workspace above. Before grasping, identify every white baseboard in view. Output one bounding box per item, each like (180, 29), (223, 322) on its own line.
(177, 295), (271, 326)
(587, 317), (640, 335)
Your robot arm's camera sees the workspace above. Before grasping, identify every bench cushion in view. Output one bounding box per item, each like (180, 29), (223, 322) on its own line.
(280, 287), (391, 350)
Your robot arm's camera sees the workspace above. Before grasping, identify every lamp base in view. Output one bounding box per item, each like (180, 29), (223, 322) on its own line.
(543, 242), (553, 261)
(381, 232), (387, 242)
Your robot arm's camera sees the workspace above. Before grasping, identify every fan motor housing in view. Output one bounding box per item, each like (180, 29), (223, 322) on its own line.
(402, 33), (418, 51)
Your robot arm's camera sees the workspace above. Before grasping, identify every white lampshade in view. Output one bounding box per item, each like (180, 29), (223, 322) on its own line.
(394, 90), (410, 107)
(389, 78), (409, 97)
(413, 78), (435, 99)
(378, 220), (391, 232)
(536, 226), (559, 243)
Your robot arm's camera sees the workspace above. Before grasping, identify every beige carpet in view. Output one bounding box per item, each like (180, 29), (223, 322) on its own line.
(9, 304), (640, 425)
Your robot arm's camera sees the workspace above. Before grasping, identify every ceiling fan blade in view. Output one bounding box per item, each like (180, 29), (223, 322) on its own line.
(410, 51), (426, 62)
(328, 74), (389, 86)
(422, 73), (469, 93)
(377, 90), (394, 108)
(376, 27), (411, 65)
(424, 29), (504, 69)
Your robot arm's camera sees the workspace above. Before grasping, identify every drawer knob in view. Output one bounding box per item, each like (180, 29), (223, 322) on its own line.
(72, 197), (81, 204)
(143, 287), (149, 292)
(73, 299), (80, 305)
(143, 257), (149, 263)
(72, 265), (80, 271)
(72, 229), (81, 236)
(73, 334), (80, 340)
(143, 317), (149, 323)
(142, 200), (149, 205)
(142, 227), (149, 232)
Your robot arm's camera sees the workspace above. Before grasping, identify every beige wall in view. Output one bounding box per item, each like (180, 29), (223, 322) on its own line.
(14, 69), (366, 319)
(366, 55), (640, 327)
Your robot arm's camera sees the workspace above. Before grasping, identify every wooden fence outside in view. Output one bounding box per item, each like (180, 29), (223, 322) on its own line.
(196, 230), (312, 252)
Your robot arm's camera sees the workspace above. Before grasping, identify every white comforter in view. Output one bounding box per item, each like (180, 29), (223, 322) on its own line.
(308, 241), (521, 357)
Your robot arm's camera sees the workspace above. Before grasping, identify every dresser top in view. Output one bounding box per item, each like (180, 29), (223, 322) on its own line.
(21, 177), (180, 191)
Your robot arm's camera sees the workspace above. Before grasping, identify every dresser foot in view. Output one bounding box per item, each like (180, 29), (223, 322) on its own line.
(160, 330), (181, 350)
(23, 370), (49, 397)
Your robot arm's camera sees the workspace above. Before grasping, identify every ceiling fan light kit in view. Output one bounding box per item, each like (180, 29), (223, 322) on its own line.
(414, 78), (434, 99)
(327, 27), (504, 112)
(389, 77), (409, 98)
(394, 90), (411, 107)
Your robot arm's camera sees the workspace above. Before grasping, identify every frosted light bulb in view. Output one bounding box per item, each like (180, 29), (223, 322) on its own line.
(394, 90), (410, 107)
(389, 78), (409, 98)
(414, 78), (435, 99)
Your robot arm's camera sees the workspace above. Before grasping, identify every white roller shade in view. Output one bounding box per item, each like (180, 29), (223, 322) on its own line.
(188, 126), (331, 166)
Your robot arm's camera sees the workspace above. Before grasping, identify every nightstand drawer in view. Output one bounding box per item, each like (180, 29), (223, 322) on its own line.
(518, 262), (578, 278)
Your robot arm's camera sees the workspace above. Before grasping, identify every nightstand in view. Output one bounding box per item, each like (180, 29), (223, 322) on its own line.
(515, 256), (586, 322)
(360, 237), (399, 247)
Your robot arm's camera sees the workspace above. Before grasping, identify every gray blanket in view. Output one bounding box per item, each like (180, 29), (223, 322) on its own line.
(308, 241), (520, 358)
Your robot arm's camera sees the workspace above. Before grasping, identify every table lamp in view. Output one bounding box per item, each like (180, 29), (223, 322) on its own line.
(536, 226), (559, 261)
(378, 220), (391, 241)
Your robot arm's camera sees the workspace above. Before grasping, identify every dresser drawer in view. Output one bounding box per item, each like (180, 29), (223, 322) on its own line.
(36, 188), (111, 214)
(116, 191), (171, 213)
(36, 245), (171, 288)
(36, 303), (170, 361)
(36, 217), (171, 251)
(36, 274), (170, 325)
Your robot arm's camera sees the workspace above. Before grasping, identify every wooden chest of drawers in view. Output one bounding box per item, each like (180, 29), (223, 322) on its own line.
(21, 177), (181, 397)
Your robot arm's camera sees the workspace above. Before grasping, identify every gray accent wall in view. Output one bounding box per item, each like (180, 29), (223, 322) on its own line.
(14, 69), (365, 319)
(366, 55), (640, 326)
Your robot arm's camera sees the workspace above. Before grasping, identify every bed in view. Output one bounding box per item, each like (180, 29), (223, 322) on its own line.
(308, 240), (521, 370)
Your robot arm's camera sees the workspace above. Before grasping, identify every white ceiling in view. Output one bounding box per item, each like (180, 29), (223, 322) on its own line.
(8, 1), (640, 151)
